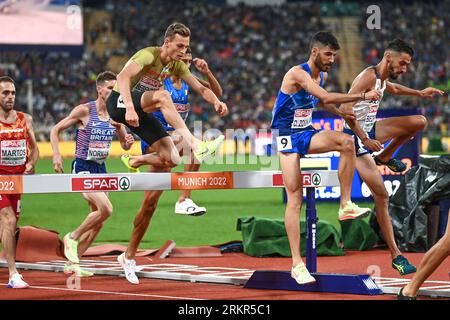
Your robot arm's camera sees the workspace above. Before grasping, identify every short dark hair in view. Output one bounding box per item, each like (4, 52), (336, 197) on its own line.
(386, 39), (414, 57)
(310, 31), (340, 50)
(96, 71), (116, 86)
(0, 76), (15, 85)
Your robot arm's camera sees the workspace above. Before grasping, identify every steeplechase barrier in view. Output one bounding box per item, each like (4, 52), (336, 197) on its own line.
(1, 170), (447, 297)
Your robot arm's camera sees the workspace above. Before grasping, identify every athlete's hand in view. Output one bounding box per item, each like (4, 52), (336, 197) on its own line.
(419, 87), (444, 98)
(340, 107), (356, 122)
(214, 101), (229, 117)
(53, 154), (64, 173)
(193, 58), (210, 74)
(125, 107), (139, 127)
(24, 162), (35, 174)
(124, 133), (135, 149)
(365, 89), (382, 101)
(363, 138), (383, 152)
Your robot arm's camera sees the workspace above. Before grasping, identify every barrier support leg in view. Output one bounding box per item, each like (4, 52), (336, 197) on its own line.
(244, 187), (383, 295)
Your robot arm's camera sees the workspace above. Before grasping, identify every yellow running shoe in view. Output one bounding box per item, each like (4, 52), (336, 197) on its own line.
(194, 135), (225, 162)
(291, 262), (316, 285)
(63, 233), (79, 264)
(121, 154), (140, 173)
(338, 201), (371, 221)
(64, 263), (94, 277)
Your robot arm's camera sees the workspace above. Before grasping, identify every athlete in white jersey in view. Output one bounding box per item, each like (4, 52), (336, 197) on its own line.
(341, 39), (444, 276)
(51, 71), (135, 277)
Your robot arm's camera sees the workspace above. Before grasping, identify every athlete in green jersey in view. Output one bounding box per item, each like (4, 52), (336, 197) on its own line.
(106, 22), (227, 169)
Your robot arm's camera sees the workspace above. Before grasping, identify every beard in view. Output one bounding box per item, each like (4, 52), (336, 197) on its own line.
(313, 55), (332, 72)
(388, 65), (399, 79)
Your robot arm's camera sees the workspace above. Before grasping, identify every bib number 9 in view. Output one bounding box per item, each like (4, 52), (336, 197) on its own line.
(276, 136), (292, 151)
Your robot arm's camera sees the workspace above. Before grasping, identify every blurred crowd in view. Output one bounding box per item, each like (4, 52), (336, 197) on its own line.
(0, 0), (448, 141)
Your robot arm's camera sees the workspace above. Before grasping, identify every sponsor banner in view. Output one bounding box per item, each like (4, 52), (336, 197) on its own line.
(171, 172), (233, 190)
(273, 173), (322, 187)
(72, 176), (130, 192)
(0, 175), (23, 194)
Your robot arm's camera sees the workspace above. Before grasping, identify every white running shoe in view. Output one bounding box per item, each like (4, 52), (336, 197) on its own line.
(175, 198), (206, 216)
(291, 262), (316, 285)
(7, 273), (29, 289)
(117, 252), (139, 285)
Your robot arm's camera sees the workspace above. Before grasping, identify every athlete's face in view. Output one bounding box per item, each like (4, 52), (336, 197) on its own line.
(164, 34), (190, 61)
(97, 79), (116, 102)
(312, 45), (338, 72)
(182, 53), (192, 68)
(386, 51), (412, 79)
(0, 81), (16, 112)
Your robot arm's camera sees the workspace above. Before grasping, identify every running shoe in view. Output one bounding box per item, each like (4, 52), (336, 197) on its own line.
(397, 287), (416, 300)
(63, 233), (80, 264)
(392, 255), (417, 276)
(291, 262), (316, 285)
(121, 154), (140, 173)
(117, 252), (139, 285)
(374, 156), (407, 172)
(64, 263), (94, 277)
(194, 135), (225, 162)
(175, 198), (206, 216)
(338, 201), (371, 221)
(7, 273), (29, 289)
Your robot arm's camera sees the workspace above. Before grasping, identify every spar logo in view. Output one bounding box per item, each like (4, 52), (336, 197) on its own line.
(72, 176), (130, 191)
(272, 173), (322, 187)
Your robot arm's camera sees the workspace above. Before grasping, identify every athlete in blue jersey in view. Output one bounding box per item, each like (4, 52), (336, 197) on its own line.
(117, 50), (224, 284)
(341, 39), (444, 277)
(50, 71), (135, 277)
(271, 32), (382, 284)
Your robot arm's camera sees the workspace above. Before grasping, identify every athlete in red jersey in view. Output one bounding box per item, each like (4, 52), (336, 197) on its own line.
(0, 76), (39, 288)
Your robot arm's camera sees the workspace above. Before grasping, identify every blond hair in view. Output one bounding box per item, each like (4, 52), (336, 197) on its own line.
(164, 22), (191, 40)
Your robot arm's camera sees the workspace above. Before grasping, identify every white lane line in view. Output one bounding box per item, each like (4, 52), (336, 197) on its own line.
(1, 283), (205, 300)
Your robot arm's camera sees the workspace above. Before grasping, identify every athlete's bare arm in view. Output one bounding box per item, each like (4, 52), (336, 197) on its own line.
(24, 113), (39, 174)
(182, 73), (228, 116)
(112, 121), (134, 151)
(286, 67), (381, 104)
(340, 69), (383, 152)
(192, 58), (223, 97)
(50, 104), (89, 173)
(116, 60), (143, 127)
(386, 82), (444, 98)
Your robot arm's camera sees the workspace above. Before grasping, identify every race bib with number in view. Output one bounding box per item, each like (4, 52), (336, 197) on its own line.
(134, 75), (162, 92)
(362, 105), (379, 132)
(86, 141), (111, 162)
(276, 136), (293, 151)
(291, 108), (313, 129)
(0, 140), (27, 166)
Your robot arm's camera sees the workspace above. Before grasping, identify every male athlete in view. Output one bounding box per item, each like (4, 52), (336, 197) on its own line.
(0, 76), (39, 288)
(271, 31), (382, 284)
(106, 22), (227, 174)
(340, 39), (444, 275)
(51, 71), (135, 277)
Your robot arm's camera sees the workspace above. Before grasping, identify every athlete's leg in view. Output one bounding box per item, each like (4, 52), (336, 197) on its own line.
(125, 164), (171, 260)
(279, 152), (303, 267)
(374, 115), (427, 162)
(127, 136), (180, 168)
(0, 206), (18, 277)
(76, 201), (101, 257)
(308, 130), (356, 209)
(401, 210), (450, 298)
(70, 192), (112, 243)
(140, 89), (199, 151)
(356, 154), (402, 258)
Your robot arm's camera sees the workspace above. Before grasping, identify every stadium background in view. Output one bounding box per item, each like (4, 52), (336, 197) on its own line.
(0, 0), (448, 248)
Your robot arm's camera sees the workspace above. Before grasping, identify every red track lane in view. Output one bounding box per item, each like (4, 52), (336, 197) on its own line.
(0, 250), (449, 300)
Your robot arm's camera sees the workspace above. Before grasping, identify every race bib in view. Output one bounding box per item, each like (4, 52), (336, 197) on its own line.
(134, 75), (162, 92)
(276, 136), (293, 151)
(86, 141), (111, 162)
(291, 109), (313, 129)
(0, 140), (27, 166)
(363, 105), (379, 132)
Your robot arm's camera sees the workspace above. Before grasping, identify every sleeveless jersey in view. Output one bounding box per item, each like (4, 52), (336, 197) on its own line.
(270, 62), (324, 135)
(75, 101), (116, 164)
(0, 111), (29, 174)
(344, 67), (386, 133)
(153, 77), (190, 131)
